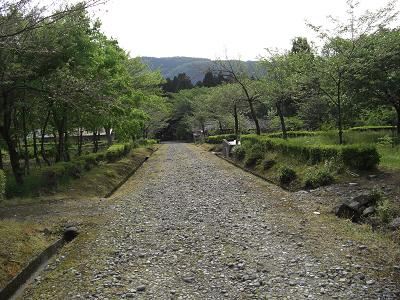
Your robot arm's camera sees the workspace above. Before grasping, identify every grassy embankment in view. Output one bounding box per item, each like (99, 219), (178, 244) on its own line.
(0, 142), (157, 290)
(205, 127), (399, 191)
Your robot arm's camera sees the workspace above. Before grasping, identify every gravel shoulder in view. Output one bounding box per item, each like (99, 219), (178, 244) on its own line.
(22, 143), (400, 299)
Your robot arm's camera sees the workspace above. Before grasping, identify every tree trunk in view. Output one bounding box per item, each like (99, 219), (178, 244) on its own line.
(64, 131), (70, 161)
(337, 78), (344, 145)
(247, 98), (261, 135)
(276, 102), (287, 140)
(395, 106), (400, 136)
(202, 123), (206, 139)
(40, 110), (51, 166)
(56, 130), (64, 162)
(1, 127), (23, 184)
(105, 127), (113, 146)
(0, 148), (3, 170)
(77, 128), (83, 156)
(32, 129), (40, 166)
(233, 103), (239, 136)
(218, 120), (223, 133)
(0, 91), (23, 184)
(93, 131), (98, 153)
(22, 107), (30, 174)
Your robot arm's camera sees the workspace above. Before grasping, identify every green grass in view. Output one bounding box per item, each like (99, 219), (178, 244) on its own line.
(4, 140), (156, 198)
(290, 129), (396, 145)
(0, 220), (55, 289)
(289, 130), (400, 169)
(378, 145), (400, 169)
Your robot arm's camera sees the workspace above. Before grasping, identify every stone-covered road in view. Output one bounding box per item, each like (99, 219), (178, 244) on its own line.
(23, 143), (399, 299)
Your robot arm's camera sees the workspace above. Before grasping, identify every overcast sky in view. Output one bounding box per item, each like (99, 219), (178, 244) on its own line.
(92, 0), (398, 60)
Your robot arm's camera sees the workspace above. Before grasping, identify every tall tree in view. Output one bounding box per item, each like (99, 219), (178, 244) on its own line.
(214, 59), (262, 135)
(350, 28), (400, 134)
(307, 0), (398, 144)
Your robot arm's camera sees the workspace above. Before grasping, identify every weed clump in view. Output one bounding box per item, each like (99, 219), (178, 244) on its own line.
(304, 165), (335, 189)
(0, 170), (5, 200)
(376, 197), (396, 224)
(244, 144), (264, 167)
(232, 146), (245, 161)
(279, 166), (297, 184)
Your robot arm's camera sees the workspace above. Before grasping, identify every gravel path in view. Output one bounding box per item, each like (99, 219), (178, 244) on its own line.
(23, 143), (400, 299)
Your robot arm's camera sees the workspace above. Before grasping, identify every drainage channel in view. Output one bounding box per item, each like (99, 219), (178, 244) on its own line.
(0, 227), (79, 300)
(1, 150), (154, 299)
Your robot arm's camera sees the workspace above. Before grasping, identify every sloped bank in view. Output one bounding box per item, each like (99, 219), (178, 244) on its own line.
(201, 135), (400, 239)
(0, 145), (158, 293)
(204, 134), (379, 191)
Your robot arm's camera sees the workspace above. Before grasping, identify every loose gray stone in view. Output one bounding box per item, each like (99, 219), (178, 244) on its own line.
(389, 217), (400, 231)
(136, 285), (146, 292)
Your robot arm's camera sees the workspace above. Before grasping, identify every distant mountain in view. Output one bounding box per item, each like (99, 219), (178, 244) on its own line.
(141, 56), (257, 83)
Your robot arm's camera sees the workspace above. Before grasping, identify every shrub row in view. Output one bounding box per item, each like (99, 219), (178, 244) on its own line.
(41, 143), (133, 188)
(267, 131), (321, 138)
(0, 169), (5, 200)
(348, 126), (396, 132)
(206, 134), (237, 144)
(241, 135), (380, 170)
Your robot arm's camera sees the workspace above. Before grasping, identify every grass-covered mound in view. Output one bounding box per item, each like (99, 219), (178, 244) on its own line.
(241, 135), (380, 170)
(5, 140), (157, 198)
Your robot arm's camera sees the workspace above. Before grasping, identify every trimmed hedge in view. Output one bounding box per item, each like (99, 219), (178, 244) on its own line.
(41, 143), (133, 187)
(348, 126), (396, 132)
(241, 135), (380, 170)
(267, 131), (322, 138)
(206, 134), (237, 144)
(0, 169), (5, 200)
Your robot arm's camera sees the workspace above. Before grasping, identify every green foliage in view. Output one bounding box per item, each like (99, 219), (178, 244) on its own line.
(341, 145), (380, 170)
(261, 155), (276, 170)
(0, 170), (5, 200)
(378, 145), (400, 169)
(304, 165), (335, 188)
(6, 142), (135, 197)
(232, 146), (246, 161)
(348, 126), (396, 132)
(241, 134), (380, 170)
(244, 144), (264, 167)
(357, 108), (397, 127)
(279, 166), (297, 184)
(105, 143), (132, 162)
(267, 131), (321, 138)
(377, 135), (394, 146)
(376, 198), (396, 224)
(206, 134), (237, 144)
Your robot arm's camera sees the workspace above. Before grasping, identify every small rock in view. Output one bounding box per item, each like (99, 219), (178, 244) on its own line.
(353, 194), (378, 207)
(389, 217), (400, 231)
(366, 280), (375, 285)
(349, 182), (358, 186)
(183, 276), (195, 283)
(362, 206), (375, 217)
(136, 285), (146, 292)
(336, 204), (359, 221)
(63, 227), (79, 242)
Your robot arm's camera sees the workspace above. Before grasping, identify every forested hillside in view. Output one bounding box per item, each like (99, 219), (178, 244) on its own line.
(142, 56), (256, 83)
